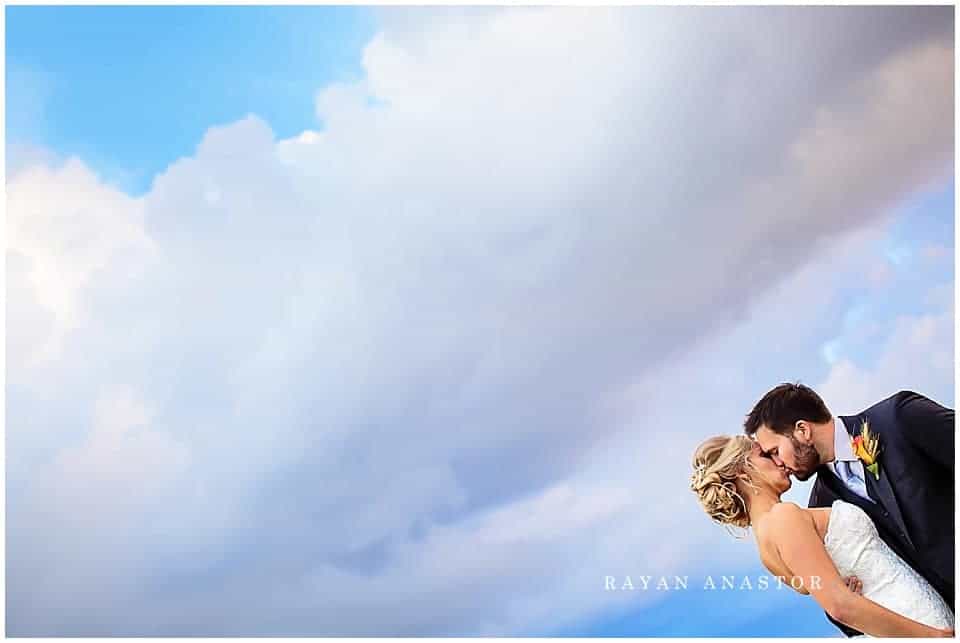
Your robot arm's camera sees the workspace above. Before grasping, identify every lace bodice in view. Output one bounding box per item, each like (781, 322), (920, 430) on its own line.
(823, 500), (954, 633)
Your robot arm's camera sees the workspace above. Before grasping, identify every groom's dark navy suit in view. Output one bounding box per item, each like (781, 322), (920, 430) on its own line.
(807, 390), (955, 637)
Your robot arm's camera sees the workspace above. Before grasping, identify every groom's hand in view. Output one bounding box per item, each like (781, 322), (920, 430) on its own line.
(842, 575), (863, 594)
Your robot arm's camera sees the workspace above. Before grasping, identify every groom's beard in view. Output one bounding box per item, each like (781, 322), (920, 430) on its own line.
(789, 435), (821, 481)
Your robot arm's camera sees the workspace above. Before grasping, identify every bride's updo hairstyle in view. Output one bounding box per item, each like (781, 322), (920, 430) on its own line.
(690, 435), (758, 529)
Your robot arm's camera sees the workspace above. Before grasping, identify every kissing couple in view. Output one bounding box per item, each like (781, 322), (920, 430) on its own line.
(691, 383), (954, 637)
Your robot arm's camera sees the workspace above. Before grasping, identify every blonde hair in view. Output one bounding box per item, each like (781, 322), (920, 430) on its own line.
(690, 435), (759, 529)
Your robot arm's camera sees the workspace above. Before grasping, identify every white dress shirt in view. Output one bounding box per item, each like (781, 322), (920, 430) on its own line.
(826, 416), (875, 503)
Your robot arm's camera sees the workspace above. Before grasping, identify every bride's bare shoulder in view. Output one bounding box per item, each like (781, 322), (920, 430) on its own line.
(756, 502), (815, 538)
(771, 501), (809, 516)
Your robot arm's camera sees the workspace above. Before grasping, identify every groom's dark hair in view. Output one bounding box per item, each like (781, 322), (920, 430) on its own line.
(744, 382), (832, 437)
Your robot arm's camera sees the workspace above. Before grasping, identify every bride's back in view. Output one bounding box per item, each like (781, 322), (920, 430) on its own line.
(752, 502), (832, 595)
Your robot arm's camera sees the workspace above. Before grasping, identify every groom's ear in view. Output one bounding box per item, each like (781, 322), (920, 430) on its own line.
(794, 420), (811, 440)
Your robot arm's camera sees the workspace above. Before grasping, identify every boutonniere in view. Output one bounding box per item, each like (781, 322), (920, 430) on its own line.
(852, 419), (882, 479)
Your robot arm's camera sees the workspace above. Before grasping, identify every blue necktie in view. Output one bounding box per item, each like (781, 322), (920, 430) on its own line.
(837, 459), (874, 503)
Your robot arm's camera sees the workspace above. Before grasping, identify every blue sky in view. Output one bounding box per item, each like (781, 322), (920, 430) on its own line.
(557, 579), (843, 637)
(5, 5), (954, 637)
(6, 6), (376, 194)
(815, 181), (954, 377)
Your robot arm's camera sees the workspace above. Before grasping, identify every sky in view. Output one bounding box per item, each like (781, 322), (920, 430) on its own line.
(4, 5), (955, 637)
(6, 6), (376, 194)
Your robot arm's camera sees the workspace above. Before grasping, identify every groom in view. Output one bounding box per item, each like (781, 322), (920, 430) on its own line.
(744, 383), (954, 637)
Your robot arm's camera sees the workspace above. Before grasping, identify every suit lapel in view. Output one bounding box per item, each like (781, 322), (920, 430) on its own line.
(840, 414), (916, 552)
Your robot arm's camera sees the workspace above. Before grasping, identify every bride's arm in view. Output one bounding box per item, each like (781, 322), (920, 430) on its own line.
(770, 503), (952, 638)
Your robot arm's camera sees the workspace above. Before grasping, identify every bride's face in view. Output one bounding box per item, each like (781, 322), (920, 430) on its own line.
(754, 425), (821, 481)
(746, 440), (792, 494)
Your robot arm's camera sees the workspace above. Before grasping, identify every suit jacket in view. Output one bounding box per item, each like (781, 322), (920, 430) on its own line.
(807, 390), (955, 637)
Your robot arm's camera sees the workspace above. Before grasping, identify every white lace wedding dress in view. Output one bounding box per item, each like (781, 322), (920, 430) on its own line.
(823, 499), (954, 634)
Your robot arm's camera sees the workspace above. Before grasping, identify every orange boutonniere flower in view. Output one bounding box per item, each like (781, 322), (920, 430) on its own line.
(852, 419), (881, 479)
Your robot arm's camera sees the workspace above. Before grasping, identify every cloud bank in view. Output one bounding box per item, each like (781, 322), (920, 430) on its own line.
(6, 6), (953, 635)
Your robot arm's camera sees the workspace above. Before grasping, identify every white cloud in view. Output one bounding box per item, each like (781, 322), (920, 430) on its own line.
(818, 303), (955, 412)
(7, 386), (192, 630)
(5, 6), (953, 636)
(6, 158), (156, 366)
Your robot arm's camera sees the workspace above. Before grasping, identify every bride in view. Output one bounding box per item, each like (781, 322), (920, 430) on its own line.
(690, 435), (955, 637)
